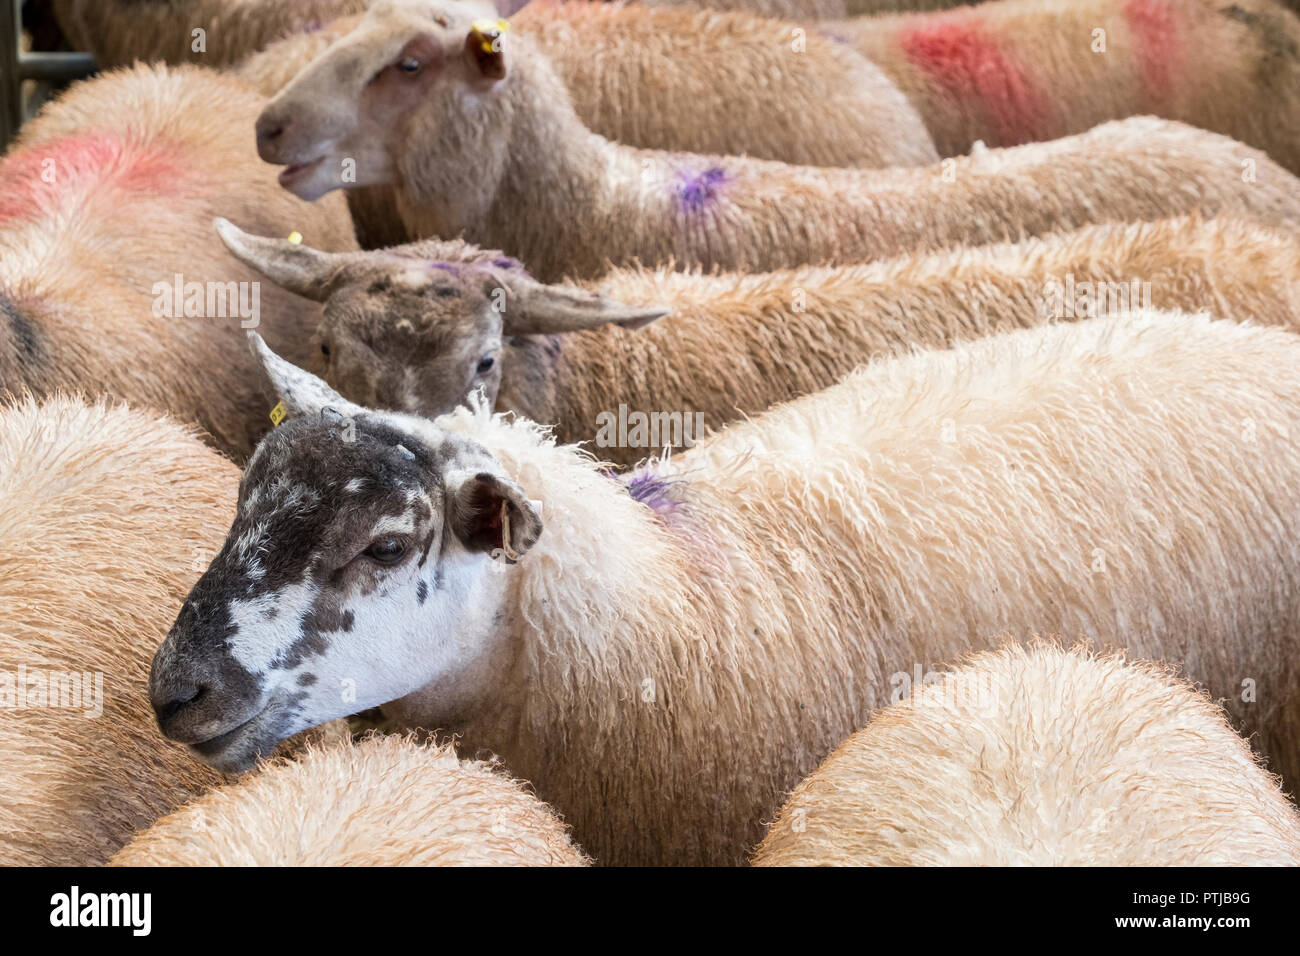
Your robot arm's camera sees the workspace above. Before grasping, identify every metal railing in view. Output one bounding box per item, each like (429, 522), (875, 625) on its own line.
(1, 0), (97, 150)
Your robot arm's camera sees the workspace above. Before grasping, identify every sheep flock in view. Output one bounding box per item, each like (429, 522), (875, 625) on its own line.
(4, 0), (1300, 877)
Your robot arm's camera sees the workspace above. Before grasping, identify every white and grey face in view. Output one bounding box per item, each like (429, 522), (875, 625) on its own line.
(150, 409), (541, 772)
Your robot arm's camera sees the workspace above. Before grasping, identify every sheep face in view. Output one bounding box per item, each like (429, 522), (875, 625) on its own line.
(148, 336), (541, 773)
(255, 0), (512, 210)
(216, 220), (668, 419)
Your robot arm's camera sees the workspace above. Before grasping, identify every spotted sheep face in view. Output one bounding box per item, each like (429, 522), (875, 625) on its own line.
(215, 219), (668, 419)
(253, 0), (522, 204)
(149, 335), (542, 773)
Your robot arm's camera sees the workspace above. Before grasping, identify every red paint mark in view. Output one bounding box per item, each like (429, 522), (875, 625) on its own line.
(900, 14), (1051, 145)
(1124, 0), (1180, 106)
(0, 133), (184, 226)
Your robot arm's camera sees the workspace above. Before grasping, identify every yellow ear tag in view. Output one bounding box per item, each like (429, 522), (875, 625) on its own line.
(269, 401), (287, 426)
(471, 18), (509, 54)
(287, 231), (303, 245)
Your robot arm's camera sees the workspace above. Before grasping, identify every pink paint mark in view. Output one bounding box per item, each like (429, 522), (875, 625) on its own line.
(0, 133), (184, 226)
(900, 14), (1050, 145)
(1124, 0), (1180, 107)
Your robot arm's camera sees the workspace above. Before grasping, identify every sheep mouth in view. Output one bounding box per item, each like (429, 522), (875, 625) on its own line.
(278, 157), (326, 188)
(187, 704), (281, 772)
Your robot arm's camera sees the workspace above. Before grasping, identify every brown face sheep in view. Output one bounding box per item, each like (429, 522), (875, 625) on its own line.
(254, 0), (1300, 280)
(235, 3), (937, 175)
(0, 63), (357, 460)
(835, 0), (1300, 171)
(217, 214), (1300, 468)
(753, 644), (1300, 867)
(109, 735), (588, 866)
(0, 397), (235, 865)
(149, 311), (1300, 865)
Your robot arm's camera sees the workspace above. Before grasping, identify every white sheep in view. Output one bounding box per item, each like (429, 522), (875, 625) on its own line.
(215, 213), (1300, 468)
(109, 735), (589, 866)
(147, 309), (1300, 865)
(253, 0), (1300, 280)
(0, 396), (236, 865)
(0, 63), (357, 460)
(754, 644), (1300, 866)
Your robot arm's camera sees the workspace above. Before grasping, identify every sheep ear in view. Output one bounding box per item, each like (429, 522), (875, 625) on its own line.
(215, 218), (342, 302)
(447, 471), (542, 561)
(247, 332), (365, 421)
(495, 275), (670, 335)
(465, 18), (509, 81)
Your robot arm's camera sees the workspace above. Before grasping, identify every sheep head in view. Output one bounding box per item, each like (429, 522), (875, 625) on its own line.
(216, 219), (668, 418)
(148, 335), (541, 773)
(254, 0), (529, 212)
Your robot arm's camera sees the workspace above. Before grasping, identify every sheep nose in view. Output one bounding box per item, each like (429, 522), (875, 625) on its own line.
(152, 682), (204, 723)
(255, 115), (288, 159)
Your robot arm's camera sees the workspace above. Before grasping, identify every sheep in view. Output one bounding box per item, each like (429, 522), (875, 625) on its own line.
(0, 63), (358, 460)
(215, 214), (1300, 468)
(234, 3), (937, 174)
(148, 310), (1300, 866)
(233, 1), (937, 249)
(49, 0), (370, 68)
(832, 0), (1300, 172)
(0, 396), (236, 866)
(752, 644), (1300, 867)
(642, 0), (982, 20)
(108, 735), (589, 866)
(255, 0), (1300, 281)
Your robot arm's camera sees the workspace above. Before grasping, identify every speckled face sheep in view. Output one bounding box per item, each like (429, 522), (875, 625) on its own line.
(753, 644), (1300, 867)
(835, 0), (1300, 169)
(216, 214), (1300, 467)
(109, 736), (589, 866)
(151, 311), (1300, 865)
(252, 0), (1300, 280)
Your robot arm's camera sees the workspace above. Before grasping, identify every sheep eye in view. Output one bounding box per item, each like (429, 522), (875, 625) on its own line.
(364, 538), (406, 564)
(320, 341), (331, 358)
(397, 57), (422, 75)
(476, 355), (496, 374)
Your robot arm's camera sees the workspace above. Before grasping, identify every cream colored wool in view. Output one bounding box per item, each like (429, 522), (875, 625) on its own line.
(643, 0), (981, 18)
(836, 0), (1300, 170)
(753, 644), (1300, 867)
(0, 397), (236, 865)
(109, 735), (589, 866)
(50, 0), (369, 67)
(256, 1), (1300, 280)
(328, 310), (1300, 865)
(225, 214), (1300, 468)
(0, 64), (357, 459)
(235, 3), (936, 173)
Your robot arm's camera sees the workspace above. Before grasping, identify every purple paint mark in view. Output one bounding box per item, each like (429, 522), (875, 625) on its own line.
(622, 467), (686, 517)
(676, 166), (728, 213)
(818, 29), (851, 45)
(492, 256), (523, 271)
(429, 262), (461, 275)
